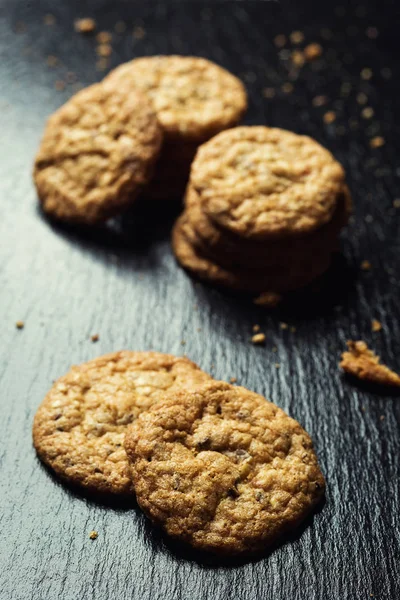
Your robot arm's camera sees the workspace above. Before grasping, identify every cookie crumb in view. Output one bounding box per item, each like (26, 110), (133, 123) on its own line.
(74, 18), (96, 34)
(281, 82), (294, 94)
(230, 377), (237, 384)
(291, 50), (305, 67)
(262, 87), (276, 99)
(312, 95), (328, 107)
(361, 107), (374, 119)
(181, 340), (186, 346)
(253, 324), (260, 333)
(44, 14), (56, 26)
(16, 320), (24, 329)
(46, 55), (58, 67)
(96, 31), (112, 44)
(304, 43), (322, 61)
(133, 26), (146, 40)
(275, 363), (280, 369)
(280, 322), (288, 330)
(371, 319), (382, 332)
(361, 260), (371, 271)
(379, 415), (385, 421)
(393, 199), (400, 209)
(89, 530), (98, 540)
(96, 43), (112, 57)
(290, 30), (304, 44)
(290, 326), (297, 333)
(274, 34), (286, 48)
(340, 340), (400, 387)
(323, 111), (336, 124)
(370, 136), (385, 148)
(54, 80), (65, 91)
(356, 92), (368, 105)
(91, 334), (99, 342)
(361, 67), (373, 80)
(251, 333), (266, 345)
(253, 291), (281, 308)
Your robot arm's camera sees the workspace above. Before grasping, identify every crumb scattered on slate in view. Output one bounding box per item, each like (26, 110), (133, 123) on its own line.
(361, 67), (373, 80)
(96, 44), (112, 57)
(91, 334), (99, 342)
(290, 30), (304, 44)
(361, 260), (372, 271)
(263, 87), (276, 99)
(361, 107), (374, 119)
(274, 34), (286, 48)
(96, 31), (112, 44)
(371, 319), (382, 332)
(54, 80), (65, 91)
(370, 136), (385, 148)
(44, 14), (56, 26)
(253, 291), (281, 307)
(282, 82), (294, 94)
(16, 320), (24, 329)
(312, 95), (328, 107)
(324, 111), (336, 124)
(181, 340), (186, 346)
(291, 50), (305, 67)
(357, 92), (368, 105)
(89, 530), (98, 540)
(133, 26), (146, 40)
(230, 377), (237, 383)
(253, 324), (260, 333)
(304, 43), (322, 60)
(251, 333), (266, 345)
(114, 21), (126, 33)
(74, 18), (96, 33)
(393, 199), (400, 208)
(280, 322), (288, 330)
(275, 363), (280, 369)
(290, 326), (297, 333)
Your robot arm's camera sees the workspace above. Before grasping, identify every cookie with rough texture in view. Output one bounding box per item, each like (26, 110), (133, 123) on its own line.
(340, 341), (400, 387)
(125, 380), (325, 555)
(33, 351), (212, 496)
(184, 185), (351, 270)
(190, 126), (346, 240)
(105, 55), (248, 142)
(34, 83), (162, 224)
(172, 215), (332, 292)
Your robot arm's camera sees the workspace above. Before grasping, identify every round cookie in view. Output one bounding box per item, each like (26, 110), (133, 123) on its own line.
(105, 55), (248, 143)
(172, 215), (332, 293)
(125, 380), (325, 555)
(34, 83), (162, 224)
(33, 351), (212, 496)
(184, 185), (351, 270)
(190, 126), (346, 240)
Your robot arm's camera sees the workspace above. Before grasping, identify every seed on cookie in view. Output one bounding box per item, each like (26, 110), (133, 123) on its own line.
(125, 381), (325, 555)
(34, 83), (162, 224)
(33, 351), (212, 496)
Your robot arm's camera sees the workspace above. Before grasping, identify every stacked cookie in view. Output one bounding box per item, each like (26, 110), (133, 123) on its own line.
(33, 351), (325, 555)
(173, 126), (351, 294)
(34, 56), (247, 224)
(104, 56), (248, 201)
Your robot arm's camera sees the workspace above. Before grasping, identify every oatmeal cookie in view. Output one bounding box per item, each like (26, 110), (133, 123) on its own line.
(105, 55), (247, 142)
(190, 126), (346, 240)
(173, 215), (332, 292)
(34, 83), (162, 224)
(33, 351), (211, 496)
(125, 380), (325, 555)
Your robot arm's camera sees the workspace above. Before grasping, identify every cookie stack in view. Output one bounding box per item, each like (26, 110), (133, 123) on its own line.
(173, 126), (351, 294)
(34, 56), (247, 224)
(33, 351), (325, 555)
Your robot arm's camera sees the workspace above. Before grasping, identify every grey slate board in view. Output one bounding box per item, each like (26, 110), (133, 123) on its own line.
(0, 1), (399, 599)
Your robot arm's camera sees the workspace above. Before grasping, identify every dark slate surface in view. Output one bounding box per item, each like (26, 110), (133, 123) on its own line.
(0, 1), (399, 599)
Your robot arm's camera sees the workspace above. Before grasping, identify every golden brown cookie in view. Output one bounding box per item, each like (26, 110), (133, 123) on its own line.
(34, 83), (162, 224)
(184, 185), (351, 270)
(172, 215), (332, 293)
(105, 55), (247, 143)
(33, 351), (212, 496)
(190, 126), (346, 240)
(125, 380), (325, 555)
(340, 341), (400, 387)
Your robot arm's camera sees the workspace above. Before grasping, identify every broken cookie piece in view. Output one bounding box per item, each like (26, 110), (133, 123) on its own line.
(340, 340), (400, 387)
